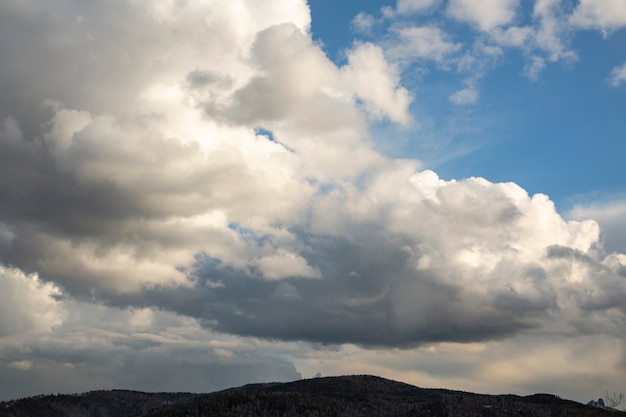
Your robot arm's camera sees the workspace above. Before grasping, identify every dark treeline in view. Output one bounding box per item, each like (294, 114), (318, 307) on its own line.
(1, 375), (623, 417)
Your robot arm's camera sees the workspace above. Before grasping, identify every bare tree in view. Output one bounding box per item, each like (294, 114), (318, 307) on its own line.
(605, 391), (625, 410)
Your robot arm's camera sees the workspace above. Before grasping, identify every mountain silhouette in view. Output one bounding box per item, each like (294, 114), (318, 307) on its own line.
(1, 375), (623, 417)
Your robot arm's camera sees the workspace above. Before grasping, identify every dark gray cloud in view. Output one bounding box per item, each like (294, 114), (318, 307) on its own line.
(0, 329), (300, 401)
(75, 229), (559, 348)
(2, 102), (625, 347)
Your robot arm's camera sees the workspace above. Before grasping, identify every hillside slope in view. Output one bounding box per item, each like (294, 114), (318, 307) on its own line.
(1, 375), (623, 417)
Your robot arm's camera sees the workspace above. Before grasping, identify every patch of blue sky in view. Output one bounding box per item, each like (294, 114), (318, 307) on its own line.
(308, 0), (388, 60)
(307, 0), (626, 211)
(228, 222), (270, 245)
(254, 126), (296, 153)
(254, 127), (276, 142)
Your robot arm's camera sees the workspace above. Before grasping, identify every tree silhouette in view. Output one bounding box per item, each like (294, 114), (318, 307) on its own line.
(605, 391), (625, 411)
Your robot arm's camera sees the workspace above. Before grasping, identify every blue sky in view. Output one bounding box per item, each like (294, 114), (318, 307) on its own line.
(2, 0), (626, 404)
(309, 0), (626, 210)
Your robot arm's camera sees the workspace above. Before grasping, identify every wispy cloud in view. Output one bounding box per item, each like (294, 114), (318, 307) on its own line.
(385, 26), (463, 64)
(393, 0), (442, 16)
(449, 87), (479, 105)
(608, 62), (626, 87)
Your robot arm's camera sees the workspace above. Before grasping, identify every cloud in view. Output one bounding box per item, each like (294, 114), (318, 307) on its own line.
(532, 0), (578, 63)
(385, 26), (463, 64)
(207, 24), (411, 128)
(0, 266), (65, 337)
(2, 0), (626, 402)
(608, 63), (626, 87)
(0, 296), (301, 401)
(485, 1), (576, 79)
(291, 334), (626, 402)
(524, 55), (547, 80)
(568, 199), (626, 254)
(570, 0), (626, 35)
(447, 0), (520, 31)
(254, 249), (322, 280)
(395, 0), (442, 15)
(489, 26), (535, 49)
(351, 12), (376, 34)
(367, 0), (581, 88)
(341, 42), (413, 125)
(378, 0), (575, 83)
(88, 170), (623, 348)
(479, 1), (577, 80)
(449, 87), (479, 105)
(1, 0), (624, 347)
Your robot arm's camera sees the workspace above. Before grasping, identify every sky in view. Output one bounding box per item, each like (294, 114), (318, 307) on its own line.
(1, 0), (626, 404)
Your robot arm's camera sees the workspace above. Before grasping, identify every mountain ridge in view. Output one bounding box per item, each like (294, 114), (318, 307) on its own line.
(1, 375), (623, 417)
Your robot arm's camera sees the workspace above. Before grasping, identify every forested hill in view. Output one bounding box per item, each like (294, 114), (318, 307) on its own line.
(0, 391), (197, 417)
(1, 375), (623, 417)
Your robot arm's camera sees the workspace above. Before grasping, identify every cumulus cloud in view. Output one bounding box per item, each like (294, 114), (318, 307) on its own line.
(1, 0), (626, 402)
(341, 42), (413, 124)
(0, 0), (621, 346)
(568, 199), (626, 254)
(71, 169), (620, 348)
(447, 0), (520, 31)
(570, 0), (626, 35)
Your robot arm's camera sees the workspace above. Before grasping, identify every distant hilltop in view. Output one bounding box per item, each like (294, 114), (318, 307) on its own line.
(1, 375), (624, 417)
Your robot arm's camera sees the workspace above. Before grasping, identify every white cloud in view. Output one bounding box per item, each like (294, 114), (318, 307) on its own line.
(254, 250), (322, 280)
(568, 199), (626, 254)
(484, 0), (577, 74)
(396, 0), (441, 15)
(449, 87), (479, 105)
(0, 0), (413, 299)
(532, 0), (578, 63)
(351, 12), (376, 34)
(464, 1), (578, 81)
(447, 0), (519, 31)
(481, 1), (575, 80)
(385, 26), (462, 63)
(0, 266), (65, 337)
(341, 42), (413, 124)
(608, 62), (626, 87)
(489, 26), (535, 48)
(524, 55), (546, 80)
(570, 0), (626, 35)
